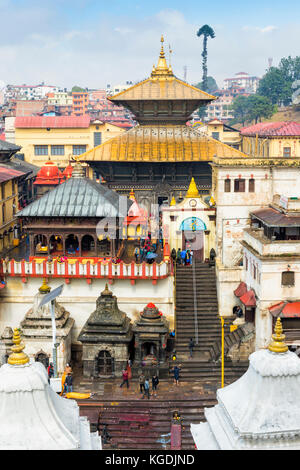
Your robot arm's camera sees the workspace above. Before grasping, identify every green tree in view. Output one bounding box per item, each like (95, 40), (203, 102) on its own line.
(71, 86), (86, 93)
(230, 95), (250, 126)
(231, 95), (276, 125)
(195, 76), (218, 94)
(196, 25), (215, 92)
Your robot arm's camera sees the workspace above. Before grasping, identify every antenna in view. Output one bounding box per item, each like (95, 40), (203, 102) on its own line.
(268, 57), (273, 69)
(183, 65), (187, 81)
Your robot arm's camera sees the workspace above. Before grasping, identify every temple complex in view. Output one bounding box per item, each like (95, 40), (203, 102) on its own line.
(79, 36), (246, 212)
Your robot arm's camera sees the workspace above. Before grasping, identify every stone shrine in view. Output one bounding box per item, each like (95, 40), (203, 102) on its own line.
(20, 279), (74, 373)
(133, 302), (169, 370)
(78, 284), (133, 378)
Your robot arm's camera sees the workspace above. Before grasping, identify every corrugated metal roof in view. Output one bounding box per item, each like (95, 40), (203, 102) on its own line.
(251, 207), (300, 227)
(241, 121), (300, 137)
(17, 176), (132, 218)
(0, 140), (21, 152)
(15, 116), (91, 129)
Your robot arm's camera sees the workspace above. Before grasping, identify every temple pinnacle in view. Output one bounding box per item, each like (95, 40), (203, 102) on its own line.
(7, 328), (29, 365)
(186, 177), (200, 198)
(268, 317), (288, 353)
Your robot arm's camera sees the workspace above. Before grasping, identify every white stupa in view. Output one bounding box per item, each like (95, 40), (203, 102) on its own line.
(191, 318), (300, 450)
(0, 329), (101, 450)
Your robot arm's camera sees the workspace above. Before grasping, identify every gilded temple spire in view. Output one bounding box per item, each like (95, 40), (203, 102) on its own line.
(186, 177), (200, 199)
(268, 317), (288, 353)
(151, 35), (174, 79)
(7, 328), (29, 365)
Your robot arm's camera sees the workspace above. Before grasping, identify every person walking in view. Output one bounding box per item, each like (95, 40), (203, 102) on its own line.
(186, 250), (191, 266)
(142, 378), (150, 399)
(134, 246), (139, 263)
(64, 373), (73, 393)
(173, 365), (180, 386)
(190, 250), (193, 266)
(189, 338), (195, 358)
(152, 374), (159, 397)
(180, 249), (186, 265)
(47, 362), (54, 383)
(176, 248), (181, 265)
(139, 373), (145, 394)
(120, 369), (129, 389)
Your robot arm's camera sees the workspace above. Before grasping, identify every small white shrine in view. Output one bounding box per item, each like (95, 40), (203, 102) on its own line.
(191, 318), (300, 450)
(0, 329), (101, 450)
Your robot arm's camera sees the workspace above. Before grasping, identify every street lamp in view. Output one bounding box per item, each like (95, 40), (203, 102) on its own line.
(38, 284), (64, 378)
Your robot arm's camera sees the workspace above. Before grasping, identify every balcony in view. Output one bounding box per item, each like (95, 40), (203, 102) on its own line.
(243, 228), (300, 257)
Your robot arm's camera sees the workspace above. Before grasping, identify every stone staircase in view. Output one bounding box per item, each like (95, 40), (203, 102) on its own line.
(78, 394), (217, 450)
(173, 262), (250, 381)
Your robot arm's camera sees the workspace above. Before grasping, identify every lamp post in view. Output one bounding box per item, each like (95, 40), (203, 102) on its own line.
(38, 284), (64, 378)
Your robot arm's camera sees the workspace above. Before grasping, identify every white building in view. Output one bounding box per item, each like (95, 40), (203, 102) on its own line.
(223, 72), (260, 94)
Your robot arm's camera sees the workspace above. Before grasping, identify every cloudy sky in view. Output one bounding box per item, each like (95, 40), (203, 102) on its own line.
(1, 0), (300, 90)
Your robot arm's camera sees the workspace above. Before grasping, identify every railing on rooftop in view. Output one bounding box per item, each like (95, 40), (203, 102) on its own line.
(0, 258), (171, 285)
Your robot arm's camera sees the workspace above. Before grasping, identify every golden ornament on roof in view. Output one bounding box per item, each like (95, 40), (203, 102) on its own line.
(8, 328), (29, 365)
(268, 317), (288, 353)
(186, 177), (200, 199)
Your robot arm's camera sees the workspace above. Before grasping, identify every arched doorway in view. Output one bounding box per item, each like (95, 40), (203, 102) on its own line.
(65, 234), (79, 255)
(81, 234), (95, 255)
(35, 351), (49, 369)
(96, 350), (114, 376)
(180, 217), (206, 262)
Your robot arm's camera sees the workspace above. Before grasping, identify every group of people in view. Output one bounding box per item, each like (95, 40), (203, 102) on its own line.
(171, 248), (193, 266)
(139, 373), (159, 399)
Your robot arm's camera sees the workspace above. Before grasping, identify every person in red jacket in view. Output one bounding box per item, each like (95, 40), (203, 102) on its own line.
(120, 369), (129, 389)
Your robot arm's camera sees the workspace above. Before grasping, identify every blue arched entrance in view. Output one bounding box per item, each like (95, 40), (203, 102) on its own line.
(180, 217), (206, 262)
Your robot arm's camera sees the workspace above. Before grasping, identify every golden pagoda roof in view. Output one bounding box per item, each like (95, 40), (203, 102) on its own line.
(110, 36), (215, 103)
(79, 124), (248, 163)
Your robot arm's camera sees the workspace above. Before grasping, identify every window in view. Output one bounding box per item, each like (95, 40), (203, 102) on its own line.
(72, 145), (87, 156)
(234, 179), (245, 192)
(212, 132), (220, 140)
(34, 145), (48, 156)
(283, 147), (291, 157)
(51, 145), (65, 156)
(224, 178), (231, 192)
(282, 271), (295, 286)
(94, 132), (102, 147)
(249, 178), (255, 192)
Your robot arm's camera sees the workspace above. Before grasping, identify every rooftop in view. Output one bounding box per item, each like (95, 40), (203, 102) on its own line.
(15, 115), (91, 129)
(241, 121), (300, 137)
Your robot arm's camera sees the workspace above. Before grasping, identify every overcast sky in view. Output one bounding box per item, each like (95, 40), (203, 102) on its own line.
(1, 0), (300, 90)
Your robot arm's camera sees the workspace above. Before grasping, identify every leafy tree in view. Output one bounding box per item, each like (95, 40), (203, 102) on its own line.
(71, 86), (86, 93)
(230, 95), (276, 125)
(195, 76), (218, 94)
(196, 25), (215, 92)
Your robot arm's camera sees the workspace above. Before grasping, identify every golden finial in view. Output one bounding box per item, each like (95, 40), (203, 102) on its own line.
(8, 328), (29, 365)
(101, 283), (112, 297)
(170, 196), (176, 206)
(129, 188), (136, 201)
(39, 278), (51, 294)
(186, 177), (200, 198)
(268, 317), (288, 353)
(151, 35), (173, 79)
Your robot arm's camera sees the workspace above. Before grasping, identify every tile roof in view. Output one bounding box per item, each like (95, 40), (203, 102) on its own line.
(18, 175), (132, 218)
(15, 116), (91, 129)
(0, 140), (21, 152)
(0, 166), (25, 183)
(78, 124), (247, 162)
(241, 121), (300, 137)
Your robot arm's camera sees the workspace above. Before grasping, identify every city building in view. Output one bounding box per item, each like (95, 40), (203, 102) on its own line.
(13, 115), (127, 167)
(47, 91), (73, 107)
(197, 119), (242, 150)
(72, 91), (89, 116)
(223, 72), (260, 94)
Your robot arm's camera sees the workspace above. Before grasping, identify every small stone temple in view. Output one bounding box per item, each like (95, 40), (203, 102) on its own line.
(78, 284), (133, 378)
(20, 279), (74, 373)
(191, 318), (300, 450)
(133, 302), (169, 370)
